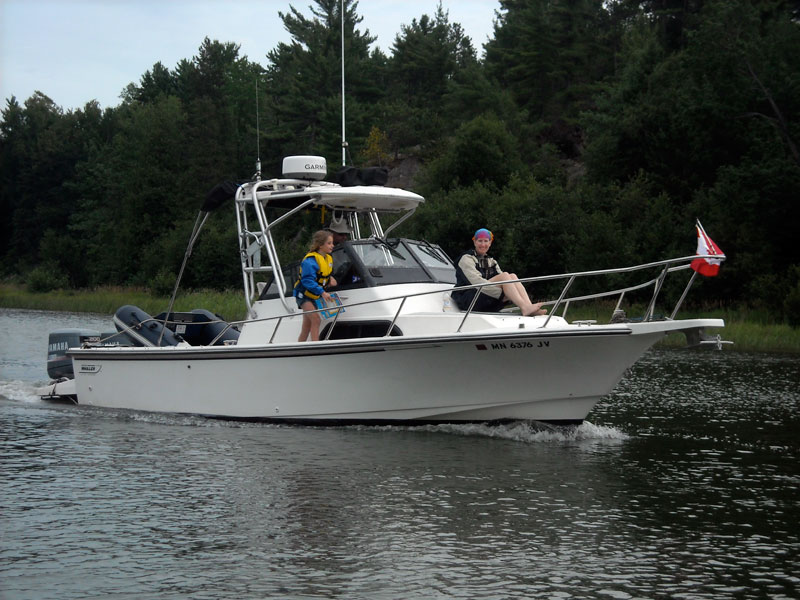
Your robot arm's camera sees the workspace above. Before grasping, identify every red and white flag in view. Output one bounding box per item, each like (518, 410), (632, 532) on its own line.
(691, 220), (725, 277)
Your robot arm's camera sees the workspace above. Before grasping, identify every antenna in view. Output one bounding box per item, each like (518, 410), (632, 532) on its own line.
(255, 78), (262, 180)
(341, 0), (347, 166)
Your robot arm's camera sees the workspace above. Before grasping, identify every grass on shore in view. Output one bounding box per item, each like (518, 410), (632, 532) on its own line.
(560, 302), (800, 353)
(2, 283), (798, 354)
(0, 283), (248, 322)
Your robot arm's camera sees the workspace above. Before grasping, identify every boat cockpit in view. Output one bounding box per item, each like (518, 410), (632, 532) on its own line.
(257, 238), (456, 301)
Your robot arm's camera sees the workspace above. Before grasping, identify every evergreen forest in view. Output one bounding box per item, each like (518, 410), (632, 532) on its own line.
(1, 0), (799, 324)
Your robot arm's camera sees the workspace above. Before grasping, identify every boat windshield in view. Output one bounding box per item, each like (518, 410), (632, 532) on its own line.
(405, 241), (456, 284)
(258, 238), (455, 300)
(340, 239), (455, 286)
(349, 241), (413, 269)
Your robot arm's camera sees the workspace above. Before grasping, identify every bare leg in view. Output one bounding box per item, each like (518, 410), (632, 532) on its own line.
(308, 311), (322, 341)
(298, 315), (311, 342)
(488, 273), (547, 316)
(506, 273), (547, 315)
(298, 301), (321, 341)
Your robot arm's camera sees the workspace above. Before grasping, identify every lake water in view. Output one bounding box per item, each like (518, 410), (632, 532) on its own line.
(1, 308), (798, 599)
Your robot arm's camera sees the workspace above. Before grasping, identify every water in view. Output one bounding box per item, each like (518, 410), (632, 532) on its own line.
(1, 308), (798, 599)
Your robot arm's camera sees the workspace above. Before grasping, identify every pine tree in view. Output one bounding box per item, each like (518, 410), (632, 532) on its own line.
(264, 0), (380, 166)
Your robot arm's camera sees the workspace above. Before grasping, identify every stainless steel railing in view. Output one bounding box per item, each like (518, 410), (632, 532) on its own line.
(103, 254), (719, 346)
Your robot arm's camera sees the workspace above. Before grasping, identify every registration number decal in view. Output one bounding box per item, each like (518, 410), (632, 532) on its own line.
(476, 341), (550, 350)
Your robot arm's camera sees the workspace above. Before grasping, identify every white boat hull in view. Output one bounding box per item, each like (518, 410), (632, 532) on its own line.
(67, 319), (718, 424)
(33, 162), (729, 426)
(35, 377), (77, 401)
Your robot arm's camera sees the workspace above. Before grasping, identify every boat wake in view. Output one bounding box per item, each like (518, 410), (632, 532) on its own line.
(348, 420), (627, 443)
(0, 379), (42, 404)
(389, 420), (628, 443)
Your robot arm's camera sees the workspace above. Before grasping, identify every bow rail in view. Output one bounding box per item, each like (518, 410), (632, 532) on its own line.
(100, 254), (721, 347)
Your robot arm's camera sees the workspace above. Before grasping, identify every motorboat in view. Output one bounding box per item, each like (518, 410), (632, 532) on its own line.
(36, 155), (727, 425)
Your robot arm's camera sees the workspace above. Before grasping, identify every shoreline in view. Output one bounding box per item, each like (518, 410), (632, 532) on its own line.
(2, 283), (798, 354)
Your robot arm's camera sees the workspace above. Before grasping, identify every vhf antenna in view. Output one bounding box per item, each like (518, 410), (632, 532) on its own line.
(255, 78), (262, 180)
(341, 0), (347, 166)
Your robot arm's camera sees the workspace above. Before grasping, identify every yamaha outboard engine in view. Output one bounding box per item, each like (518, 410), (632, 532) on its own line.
(47, 328), (132, 379)
(47, 329), (99, 379)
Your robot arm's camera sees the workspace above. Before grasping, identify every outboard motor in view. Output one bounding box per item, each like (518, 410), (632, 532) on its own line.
(113, 305), (182, 347)
(47, 329), (101, 379)
(46, 329), (128, 379)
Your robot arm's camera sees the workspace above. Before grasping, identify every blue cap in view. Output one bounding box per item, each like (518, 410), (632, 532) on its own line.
(473, 228), (493, 241)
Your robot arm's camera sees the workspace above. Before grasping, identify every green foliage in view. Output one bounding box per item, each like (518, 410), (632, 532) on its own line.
(485, 0), (617, 155)
(37, 229), (86, 288)
(783, 265), (800, 328)
(150, 269), (177, 297)
(368, 5), (481, 155)
(185, 218), (241, 289)
(417, 114), (523, 193)
(361, 126), (390, 166)
(26, 264), (68, 293)
(264, 0), (381, 163)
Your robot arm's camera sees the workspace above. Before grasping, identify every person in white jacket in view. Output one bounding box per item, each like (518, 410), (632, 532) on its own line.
(452, 228), (546, 316)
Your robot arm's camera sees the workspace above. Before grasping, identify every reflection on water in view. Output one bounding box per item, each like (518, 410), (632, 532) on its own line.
(595, 349), (799, 454)
(1, 309), (798, 599)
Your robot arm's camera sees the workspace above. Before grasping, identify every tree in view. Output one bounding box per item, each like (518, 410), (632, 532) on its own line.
(74, 96), (191, 285)
(126, 61), (177, 104)
(0, 97), (25, 271)
(263, 0), (381, 165)
(623, 0), (705, 51)
(485, 0), (616, 156)
(418, 114), (524, 193)
(0, 94), (109, 278)
(582, 0), (800, 315)
(387, 3), (476, 106)
(382, 3), (478, 152)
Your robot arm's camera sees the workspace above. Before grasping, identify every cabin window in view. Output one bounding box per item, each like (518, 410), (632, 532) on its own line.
(350, 242), (416, 270)
(320, 321), (403, 340)
(406, 241), (456, 284)
(350, 241), (426, 284)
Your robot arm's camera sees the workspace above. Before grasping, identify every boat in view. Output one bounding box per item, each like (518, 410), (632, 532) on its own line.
(36, 155), (727, 425)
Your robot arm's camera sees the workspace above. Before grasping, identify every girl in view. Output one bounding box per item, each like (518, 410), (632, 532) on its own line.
(294, 230), (338, 341)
